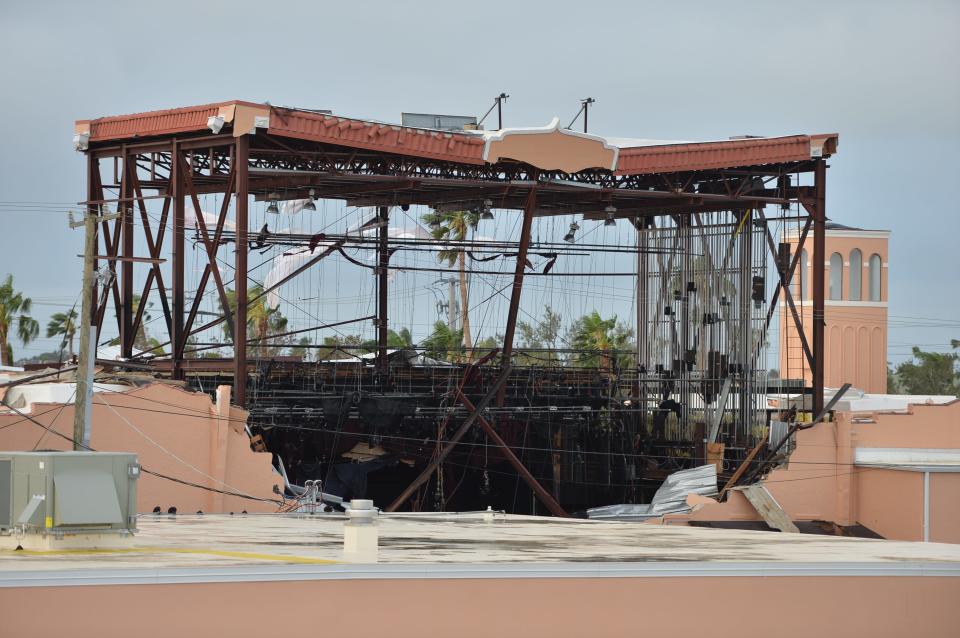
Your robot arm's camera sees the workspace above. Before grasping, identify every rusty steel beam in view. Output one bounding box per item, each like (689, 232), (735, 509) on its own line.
(234, 136), (249, 407)
(756, 210), (814, 369)
(811, 160), (826, 416)
(130, 168), (173, 342)
(763, 217), (812, 332)
(119, 148), (135, 358)
(385, 365), (513, 513)
(179, 169), (237, 356)
(499, 186), (537, 393)
(377, 205), (389, 374)
(87, 156), (102, 335)
(459, 391), (569, 518)
(171, 141), (186, 380)
(179, 154), (235, 345)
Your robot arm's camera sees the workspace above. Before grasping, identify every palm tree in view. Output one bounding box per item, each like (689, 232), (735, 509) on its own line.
(567, 311), (634, 371)
(46, 308), (78, 358)
(422, 209), (480, 360)
(224, 285), (289, 356)
(421, 321), (464, 362)
(0, 274), (40, 366)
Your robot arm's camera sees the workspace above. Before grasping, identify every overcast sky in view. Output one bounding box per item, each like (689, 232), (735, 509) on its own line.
(0, 0), (957, 365)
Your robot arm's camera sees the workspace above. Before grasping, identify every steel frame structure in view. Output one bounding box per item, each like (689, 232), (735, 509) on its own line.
(77, 104), (832, 514)
(83, 130), (827, 411)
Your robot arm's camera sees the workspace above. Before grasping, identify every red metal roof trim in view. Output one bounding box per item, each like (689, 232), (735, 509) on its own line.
(267, 110), (486, 165)
(84, 102), (238, 142)
(614, 135), (827, 175)
(78, 100), (836, 174)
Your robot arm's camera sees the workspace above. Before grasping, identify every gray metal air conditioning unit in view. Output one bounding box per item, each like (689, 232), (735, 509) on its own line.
(0, 451), (139, 549)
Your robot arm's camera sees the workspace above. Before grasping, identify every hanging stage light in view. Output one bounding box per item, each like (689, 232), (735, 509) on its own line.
(564, 221), (580, 243)
(429, 209), (442, 231)
(303, 189), (316, 212)
(604, 204), (617, 226)
(480, 198), (494, 220)
(266, 192), (280, 214)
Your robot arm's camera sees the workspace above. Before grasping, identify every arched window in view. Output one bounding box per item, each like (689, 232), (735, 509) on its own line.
(869, 254), (882, 301)
(799, 249), (809, 300)
(849, 248), (862, 301)
(829, 252), (843, 300)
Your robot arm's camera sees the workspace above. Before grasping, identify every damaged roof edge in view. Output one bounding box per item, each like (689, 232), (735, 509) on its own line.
(75, 100), (838, 175)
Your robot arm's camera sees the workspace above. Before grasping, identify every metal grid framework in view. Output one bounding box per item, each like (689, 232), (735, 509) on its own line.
(78, 103), (831, 514)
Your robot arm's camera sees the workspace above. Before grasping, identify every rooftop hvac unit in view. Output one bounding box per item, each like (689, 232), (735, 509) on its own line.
(401, 112), (479, 131)
(0, 451), (139, 550)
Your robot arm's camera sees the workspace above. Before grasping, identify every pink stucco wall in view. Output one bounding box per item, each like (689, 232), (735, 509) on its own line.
(0, 384), (281, 513)
(780, 230), (889, 392)
(1, 575), (956, 638)
(666, 400), (960, 542)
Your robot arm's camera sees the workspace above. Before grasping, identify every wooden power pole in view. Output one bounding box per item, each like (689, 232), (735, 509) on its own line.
(70, 207), (118, 450)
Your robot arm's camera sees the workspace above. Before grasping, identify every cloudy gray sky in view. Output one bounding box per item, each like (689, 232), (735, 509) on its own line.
(0, 0), (957, 364)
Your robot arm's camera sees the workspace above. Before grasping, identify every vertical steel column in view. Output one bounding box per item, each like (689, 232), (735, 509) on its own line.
(171, 141), (185, 380)
(88, 156), (100, 334)
(637, 218), (650, 423)
(739, 209), (754, 438)
(499, 187), (536, 401)
(377, 205), (389, 373)
(811, 160), (826, 416)
(120, 147), (134, 358)
(680, 216), (692, 431)
(234, 136), (249, 407)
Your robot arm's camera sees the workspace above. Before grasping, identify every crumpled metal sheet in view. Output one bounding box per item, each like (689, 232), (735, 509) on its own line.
(587, 464), (718, 520)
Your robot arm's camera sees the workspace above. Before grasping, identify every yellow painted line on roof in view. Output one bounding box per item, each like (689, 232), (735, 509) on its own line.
(4, 546), (339, 565)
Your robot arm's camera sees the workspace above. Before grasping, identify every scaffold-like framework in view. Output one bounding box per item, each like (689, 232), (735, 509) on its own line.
(75, 101), (835, 514)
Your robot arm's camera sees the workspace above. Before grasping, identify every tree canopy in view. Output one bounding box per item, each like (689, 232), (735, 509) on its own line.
(0, 274), (40, 366)
(892, 345), (960, 397)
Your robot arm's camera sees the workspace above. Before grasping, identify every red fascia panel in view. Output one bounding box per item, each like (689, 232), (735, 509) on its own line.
(267, 110), (487, 165)
(84, 101), (241, 142)
(614, 135), (820, 175)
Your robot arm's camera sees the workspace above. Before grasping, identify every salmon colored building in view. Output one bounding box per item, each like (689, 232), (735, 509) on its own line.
(780, 223), (890, 392)
(0, 382), (281, 513)
(664, 395), (960, 543)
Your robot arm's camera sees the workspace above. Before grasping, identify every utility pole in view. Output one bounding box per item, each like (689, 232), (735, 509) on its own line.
(70, 206), (118, 450)
(447, 278), (458, 332)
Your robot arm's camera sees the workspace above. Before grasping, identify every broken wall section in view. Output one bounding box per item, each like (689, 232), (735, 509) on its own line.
(0, 383), (281, 513)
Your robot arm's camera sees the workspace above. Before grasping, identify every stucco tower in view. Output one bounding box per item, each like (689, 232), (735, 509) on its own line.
(780, 223), (890, 393)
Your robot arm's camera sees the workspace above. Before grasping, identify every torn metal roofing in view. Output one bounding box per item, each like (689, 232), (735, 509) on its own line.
(76, 100), (837, 176)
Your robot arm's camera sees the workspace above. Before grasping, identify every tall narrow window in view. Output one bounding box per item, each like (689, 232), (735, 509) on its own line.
(849, 248), (862, 301)
(829, 252), (843, 300)
(799, 249), (809, 300)
(869, 254), (882, 301)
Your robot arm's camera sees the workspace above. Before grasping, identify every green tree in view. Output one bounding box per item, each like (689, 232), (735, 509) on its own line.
(46, 308), (78, 358)
(894, 347), (959, 396)
(388, 327), (414, 348)
(0, 274), (40, 366)
(516, 306), (562, 365)
(566, 311), (634, 370)
(887, 362), (900, 394)
(422, 208), (480, 359)
(421, 321), (464, 362)
(316, 334), (364, 361)
(224, 285), (292, 357)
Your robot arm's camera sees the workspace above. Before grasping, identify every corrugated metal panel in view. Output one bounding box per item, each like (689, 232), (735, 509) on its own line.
(268, 111), (486, 165)
(614, 135), (816, 175)
(87, 102), (229, 142)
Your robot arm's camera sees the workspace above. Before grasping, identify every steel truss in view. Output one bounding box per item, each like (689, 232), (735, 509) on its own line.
(81, 130), (827, 514)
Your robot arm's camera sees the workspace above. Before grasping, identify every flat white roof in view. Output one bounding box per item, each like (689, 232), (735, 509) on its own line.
(3, 513), (959, 587)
